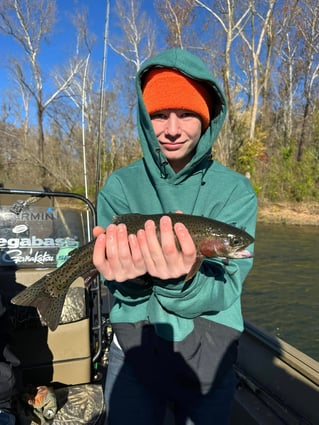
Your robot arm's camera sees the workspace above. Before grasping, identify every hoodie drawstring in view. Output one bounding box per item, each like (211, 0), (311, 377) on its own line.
(156, 147), (169, 178)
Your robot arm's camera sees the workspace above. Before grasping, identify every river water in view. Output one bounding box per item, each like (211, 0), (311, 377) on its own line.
(242, 223), (319, 362)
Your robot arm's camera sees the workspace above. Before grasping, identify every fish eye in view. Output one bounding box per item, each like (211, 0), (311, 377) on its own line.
(231, 236), (241, 246)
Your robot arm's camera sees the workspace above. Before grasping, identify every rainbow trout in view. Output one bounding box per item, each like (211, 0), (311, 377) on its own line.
(11, 213), (254, 331)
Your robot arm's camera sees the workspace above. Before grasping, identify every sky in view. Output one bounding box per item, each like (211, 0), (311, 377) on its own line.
(0, 1), (159, 109)
(0, 1), (107, 86)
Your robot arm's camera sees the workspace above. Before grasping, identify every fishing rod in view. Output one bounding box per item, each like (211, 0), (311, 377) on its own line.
(95, 0), (110, 207)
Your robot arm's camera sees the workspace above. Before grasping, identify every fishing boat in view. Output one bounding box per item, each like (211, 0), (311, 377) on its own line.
(0, 187), (318, 424)
(232, 321), (318, 424)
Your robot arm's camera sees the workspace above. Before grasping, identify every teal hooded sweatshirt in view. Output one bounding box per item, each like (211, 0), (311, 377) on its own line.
(97, 48), (257, 343)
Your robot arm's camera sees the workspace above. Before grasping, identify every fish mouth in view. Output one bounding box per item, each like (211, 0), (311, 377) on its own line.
(217, 237), (254, 259)
(230, 249), (254, 259)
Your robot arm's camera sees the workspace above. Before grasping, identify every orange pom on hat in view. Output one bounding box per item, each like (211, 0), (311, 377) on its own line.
(142, 68), (213, 130)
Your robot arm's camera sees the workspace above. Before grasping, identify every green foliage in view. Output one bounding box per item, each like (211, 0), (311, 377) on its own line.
(258, 142), (319, 202)
(235, 131), (267, 176)
(230, 115), (319, 203)
(232, 125), (267, 196)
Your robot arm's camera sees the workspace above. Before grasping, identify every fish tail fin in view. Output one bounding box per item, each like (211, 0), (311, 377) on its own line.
(11, 276), (67, 331)
(37, 294), (66, 331)
(11, 277), (48, 307)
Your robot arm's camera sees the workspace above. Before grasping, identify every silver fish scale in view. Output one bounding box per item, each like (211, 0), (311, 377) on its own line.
(114, 213), (253, 249)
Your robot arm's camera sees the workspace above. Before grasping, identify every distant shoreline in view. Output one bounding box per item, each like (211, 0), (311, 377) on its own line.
(22, 196), (319, 226)
(257, 201), (319, 226)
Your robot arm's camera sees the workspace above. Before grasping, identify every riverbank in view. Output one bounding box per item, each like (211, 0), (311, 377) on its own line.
(257, 201), (319, 226)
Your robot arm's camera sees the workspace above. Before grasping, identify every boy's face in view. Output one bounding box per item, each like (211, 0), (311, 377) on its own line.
(150, 109), (202, 173)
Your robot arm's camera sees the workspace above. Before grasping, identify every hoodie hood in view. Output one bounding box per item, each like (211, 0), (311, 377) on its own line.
(136, 48), (227, 184)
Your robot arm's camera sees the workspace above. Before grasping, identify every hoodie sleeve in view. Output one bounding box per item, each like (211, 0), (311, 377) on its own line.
(97, 172), (155, 301)
(98, 167), (258, 315)
(148, 186), (257, 318)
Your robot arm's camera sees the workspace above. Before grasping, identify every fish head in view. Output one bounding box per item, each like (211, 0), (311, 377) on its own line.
(198, 229), (254, 259)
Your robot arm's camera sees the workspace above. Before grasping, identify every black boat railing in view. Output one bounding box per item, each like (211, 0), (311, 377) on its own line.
(0, 187), (104, 366)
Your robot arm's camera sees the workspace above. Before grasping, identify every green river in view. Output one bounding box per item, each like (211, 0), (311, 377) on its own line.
(242, 223), (319, 361)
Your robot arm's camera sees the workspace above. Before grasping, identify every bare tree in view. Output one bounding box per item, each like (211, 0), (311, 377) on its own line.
(110, 0), (155, 73)
(155, 0), (196, 49)
(0, 0), (86, 181)
(294, 0), (319, 161)
(193, 0), (251, 134)
(275, 1), (301, 145)
(278, 33), (298, 143)
(106, 0), (155, 174)
(238, 0), (278, 141)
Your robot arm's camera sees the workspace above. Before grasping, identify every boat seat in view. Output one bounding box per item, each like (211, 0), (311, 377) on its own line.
(6, 268), (92, 386)
(1, 267), (106, 425)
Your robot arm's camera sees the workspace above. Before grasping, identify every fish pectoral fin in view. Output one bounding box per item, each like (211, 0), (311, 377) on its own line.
(184, 255), (204, 282)
(82, 269), (99, 286)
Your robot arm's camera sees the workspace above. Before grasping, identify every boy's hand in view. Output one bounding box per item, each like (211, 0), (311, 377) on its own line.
(137, 215), (196, 280)
(93, 215), (197, 282)
(93, 224), (147, 282)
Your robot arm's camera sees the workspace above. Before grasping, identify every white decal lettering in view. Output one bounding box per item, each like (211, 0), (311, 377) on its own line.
(2, 249), (55, 265)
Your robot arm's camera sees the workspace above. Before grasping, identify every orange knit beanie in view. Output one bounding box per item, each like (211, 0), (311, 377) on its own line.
(142, 68), (212, 130)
